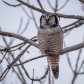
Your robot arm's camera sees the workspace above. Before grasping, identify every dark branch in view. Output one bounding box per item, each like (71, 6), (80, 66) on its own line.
(14, 41), (84, 66)
(17, 0), (84, 20)
(0, 31), (39, 48)
(2, 0), (22, 7)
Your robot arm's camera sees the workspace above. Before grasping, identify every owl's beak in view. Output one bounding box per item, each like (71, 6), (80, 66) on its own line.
(46, 18), (48, 20)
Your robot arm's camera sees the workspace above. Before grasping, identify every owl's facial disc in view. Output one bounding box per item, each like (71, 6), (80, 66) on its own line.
(40, 14), (58, 28)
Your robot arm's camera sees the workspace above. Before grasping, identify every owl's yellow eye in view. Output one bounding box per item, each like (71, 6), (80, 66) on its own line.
(49, 16), (52, 19)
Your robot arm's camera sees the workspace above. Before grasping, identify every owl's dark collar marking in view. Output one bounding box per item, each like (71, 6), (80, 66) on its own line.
(40, 25), (44, 29)
(40, 25), (57, 29)
(51, 24), (57, 28)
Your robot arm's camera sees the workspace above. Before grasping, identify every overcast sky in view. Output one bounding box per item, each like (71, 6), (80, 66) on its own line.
(0, 0), (84, 84)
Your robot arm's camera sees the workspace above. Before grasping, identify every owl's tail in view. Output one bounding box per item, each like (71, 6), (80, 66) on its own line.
(47, 55), (59, 79)
(52, 65), (59, 79)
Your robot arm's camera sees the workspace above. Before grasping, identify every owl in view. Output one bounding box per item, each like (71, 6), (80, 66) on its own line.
(37, 13), (63, 79)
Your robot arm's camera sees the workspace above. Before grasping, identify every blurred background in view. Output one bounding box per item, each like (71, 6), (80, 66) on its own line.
(0, 0), (84, 84)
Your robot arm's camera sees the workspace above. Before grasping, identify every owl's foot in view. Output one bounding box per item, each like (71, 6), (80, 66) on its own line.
(48, 52), (54, 56)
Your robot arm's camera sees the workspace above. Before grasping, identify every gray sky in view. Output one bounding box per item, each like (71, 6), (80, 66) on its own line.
(0, 0), (84, 84)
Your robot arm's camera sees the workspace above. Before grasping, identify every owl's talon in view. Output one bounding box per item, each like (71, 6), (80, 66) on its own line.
(48, 52), (54, 56)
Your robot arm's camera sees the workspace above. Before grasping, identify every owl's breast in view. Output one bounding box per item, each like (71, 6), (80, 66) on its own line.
(37, 28), (63, 54)
(38, 28), (58, 36)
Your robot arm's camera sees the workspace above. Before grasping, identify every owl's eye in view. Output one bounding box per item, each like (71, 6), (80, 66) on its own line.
(49, 16), (52, 19)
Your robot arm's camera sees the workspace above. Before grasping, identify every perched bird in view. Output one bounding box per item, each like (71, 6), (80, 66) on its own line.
(37, 13), (63, 79)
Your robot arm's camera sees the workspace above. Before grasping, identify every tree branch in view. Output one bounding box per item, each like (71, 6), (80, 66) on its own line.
(37, 0), (44, 10)
(17, 0), (84, 20)
(19, 59), (49, 81)
(1, 30), (84, 65)
(2, 0), (22, 7)
(0, 31), (39, 48)
(79, 0), (84, 4)
(14, 41), (84, 66)
(63, 20), (84, 33)
(62, 20), (81, 29)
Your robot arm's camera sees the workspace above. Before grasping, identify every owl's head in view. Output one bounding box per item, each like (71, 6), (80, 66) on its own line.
(40, 13), (59, 29)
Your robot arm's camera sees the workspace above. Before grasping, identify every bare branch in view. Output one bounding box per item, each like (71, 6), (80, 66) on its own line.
(29, 9), (38, 29)
(8, 43), (26, 52)
(0, 45), (30, 80)
(78, 59), (84, 72)
(54, 0), (58, 12)
(75, 49), (82, 72)
(0, 67), (9, 81)
(17, 0), (84, 20)
(77, 72), (84, 74)
(0, 31), (39, 48)
(64, 30), (72, 38)
(0, 42), (26, 52)
(7, 45), (29, 69)
(20, 19), (30, 35)
(1, 52), (26, 83)
(14, 54), (47, 66)
(19, 59), (49, 81)
(21, 6), (33, 19)
(48, 66), (51, 84)
(79, 0), (84, 4)
(37, 0), (44, 10)
(17, 18), (23, 34)
(63, 20), (84, 33)
(1, 30), (84, 60)
(62, 20), (81, 29)
(64, 41), (74, 72)
(0, 52), (7, 63)
(2, 0), (22, 7)
(58, 0), (69, 11)
(14, 41), (84, 66)
(47, 0), (55, 11)
(0, 69), (9, 81)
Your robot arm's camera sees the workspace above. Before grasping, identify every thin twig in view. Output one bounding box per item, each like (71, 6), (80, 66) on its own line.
(37, 0), (44, 10)
(47, 0), (55, 10)
(0, 31), (39, 48)
(0, 52), (7, 63)
(20, 19), (30, 35)
(75, 49), (82, 72)
(64, 30), (72, 38)
(0, 45), (29, 80)
(64, 41), (73, 72)
(78, 59), (84, 72)
(21, 6), (33, 19)
(27, 0), (38, 29)
(54, 0), (58, 12)
(63, 20), (84, 33)
(2, 0), (22, 7)
(19, 59), (49, 81)
(17, 0), (84, 20)
(58, 0), (69, 11)
(8, 43), (26, 52)
(0, 67), (9, 81)
(17, 18), (23, 34)
(0, 42), (26, 52)
(1, 30), (84, 60)
(0, 69), (9, 81)
(14, 40), (84, 66)
(79, 0), (84, 4)
(1, 52), (25, 83)
(62, 20), (81, 29)
(7, 45), (29, 69)
(48, 66), (51, 84)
